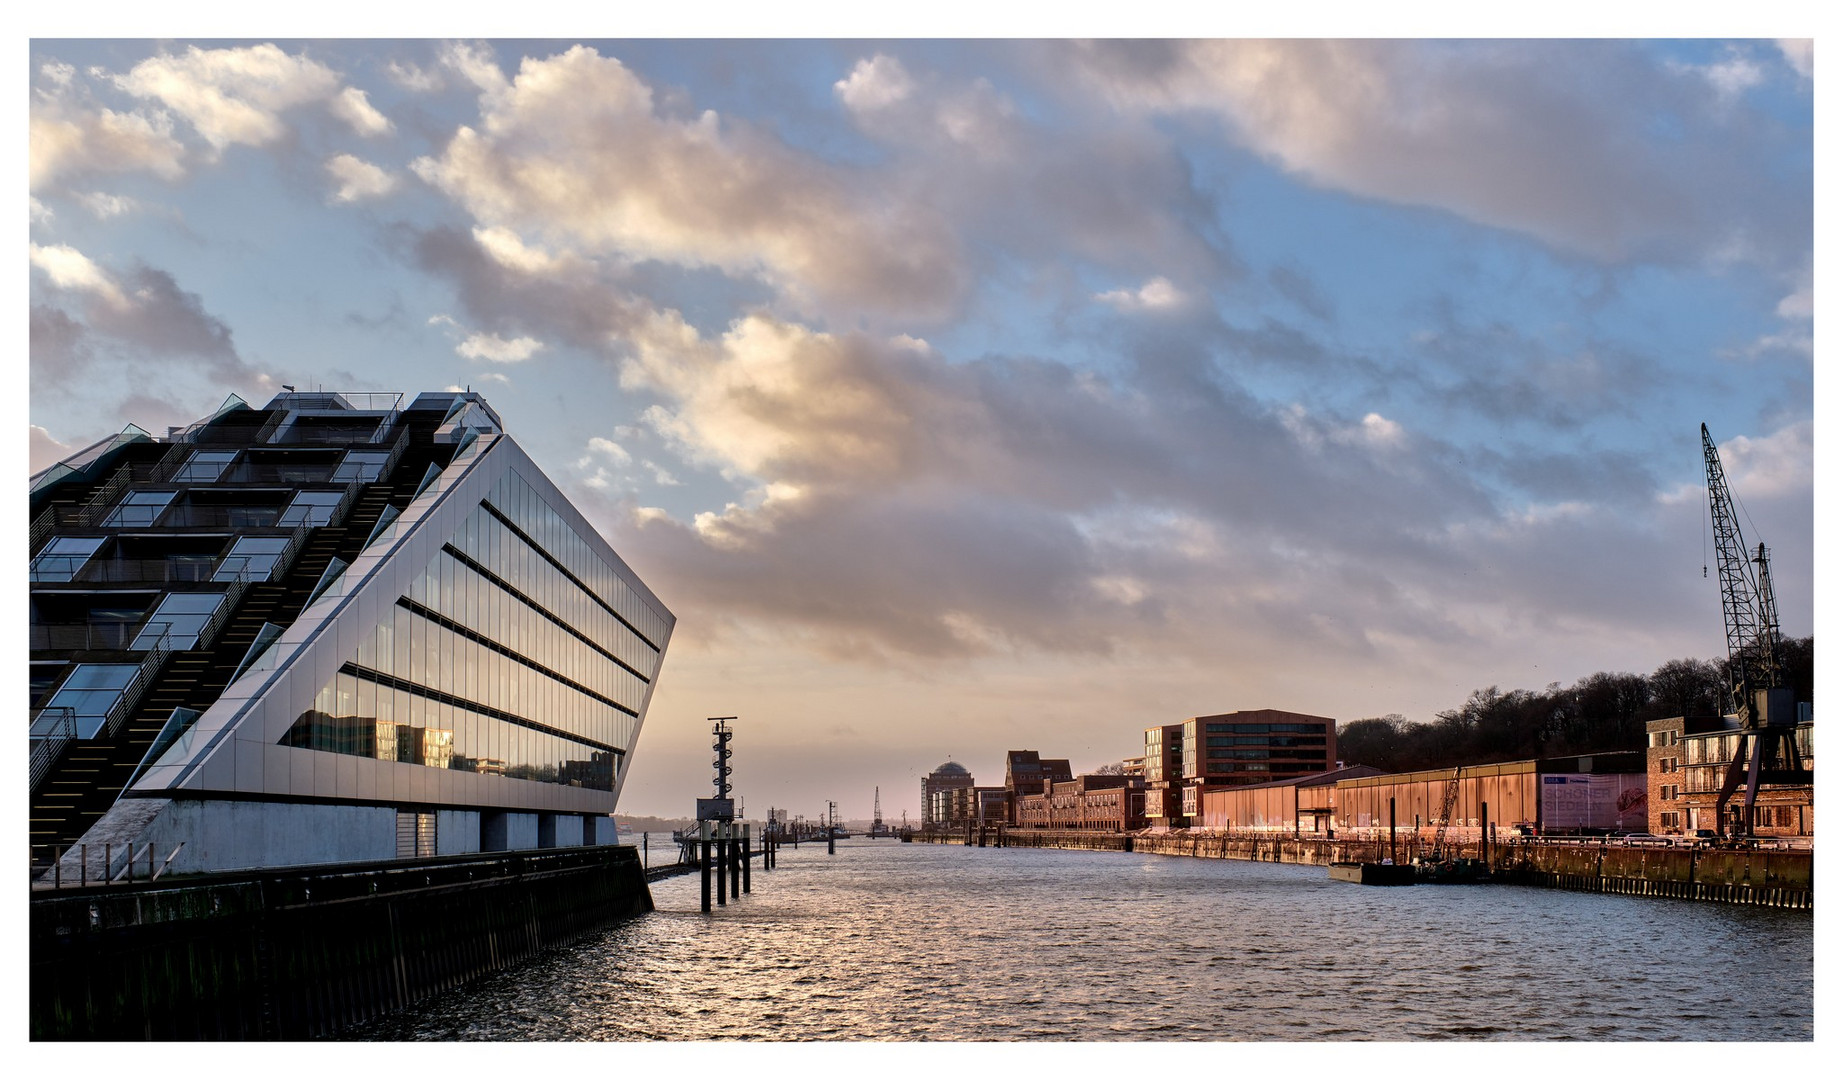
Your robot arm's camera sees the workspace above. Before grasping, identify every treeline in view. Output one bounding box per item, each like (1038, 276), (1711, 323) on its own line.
(1340, 637), (1813, 774)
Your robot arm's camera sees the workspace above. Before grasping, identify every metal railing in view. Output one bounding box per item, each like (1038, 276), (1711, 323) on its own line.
(103, 624), (173, 743)
(152, 506), (283, 529)
(29, 622), (143, 651)
(30, 842), (187, 889)
(325, 480), (364, 531)
(138, 441), (195, 483)
(28, 708), (76, 791)
(73, 558), (221, 585)
(72, 465), (136, 528)
(193, 575), (250, 654)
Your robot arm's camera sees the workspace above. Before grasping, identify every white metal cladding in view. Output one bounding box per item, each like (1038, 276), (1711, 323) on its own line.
(128, 434), (674, 815)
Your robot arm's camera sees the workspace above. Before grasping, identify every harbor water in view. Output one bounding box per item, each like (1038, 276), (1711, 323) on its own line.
(347, 836), (1813, 1041)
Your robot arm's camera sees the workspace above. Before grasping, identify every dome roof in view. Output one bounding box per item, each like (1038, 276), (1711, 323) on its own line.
(932, 761), (970, 776)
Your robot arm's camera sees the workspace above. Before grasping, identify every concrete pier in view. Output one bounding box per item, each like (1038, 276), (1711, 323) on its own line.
(31, 845), (651, 1039)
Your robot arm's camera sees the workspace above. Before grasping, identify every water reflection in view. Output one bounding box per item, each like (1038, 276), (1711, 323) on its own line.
(348, 838), (1812, 1041)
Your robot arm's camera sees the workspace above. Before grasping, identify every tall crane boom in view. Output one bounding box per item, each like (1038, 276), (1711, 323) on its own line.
(1701, 424), (1805, 838)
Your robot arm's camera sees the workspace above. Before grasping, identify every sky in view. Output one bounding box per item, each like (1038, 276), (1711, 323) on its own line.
(22, 31), (1817, 822)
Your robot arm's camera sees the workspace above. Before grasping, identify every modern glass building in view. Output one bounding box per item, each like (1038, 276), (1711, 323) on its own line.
(30, 391), (673, 877)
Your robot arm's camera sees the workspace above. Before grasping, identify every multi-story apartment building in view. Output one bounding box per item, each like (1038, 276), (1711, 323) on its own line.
(1645, 715), (1727, 835)
(1176, 710), (1337, 820)
(1142, 723), (1185, 826)
(1002, 750), (1071, 816)
(30, 391), (673, 878)
(1675, 713), (1814, 839)
(1014, 773), (1145, 831)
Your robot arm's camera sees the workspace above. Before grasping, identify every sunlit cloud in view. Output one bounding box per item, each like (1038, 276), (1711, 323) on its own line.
(326, 153), (398, 203)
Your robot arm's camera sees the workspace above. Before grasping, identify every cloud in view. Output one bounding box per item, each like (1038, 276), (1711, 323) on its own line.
(330, 86), (393, 136)
(30, 242), (127, 305)
(1712, 420), (1812, 500)
(835, 54), (916, 112)
(30, 425), (83, 474)
(1095, 276), (1186, 312)
(325, 153), (398, 203)
(30, 303), (92, 381)
(1776, 39), (1813, 79)
(411, 44), (967, 321)
(1059, 40), (1809, 267)
(472, 225), (563, 274)
(113, 44), (342, 151)
(74, 191), (141, 219)
(29, 85), (186, 191)
(456, 331), (544, 362)
(386, 59), (443, 93)
(31, 244), (249, 384)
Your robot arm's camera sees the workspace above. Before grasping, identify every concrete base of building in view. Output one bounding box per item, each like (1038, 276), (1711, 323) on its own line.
(30, 844), (652, 1039)
(41, 797), (625, 882)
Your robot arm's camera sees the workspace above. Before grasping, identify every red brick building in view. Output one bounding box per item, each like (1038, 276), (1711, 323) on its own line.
(1015, 773), (1145, 831)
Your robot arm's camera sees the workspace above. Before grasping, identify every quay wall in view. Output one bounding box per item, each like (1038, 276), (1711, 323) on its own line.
(31, 844), (651, 1039)
(920, 830), (1811, 909)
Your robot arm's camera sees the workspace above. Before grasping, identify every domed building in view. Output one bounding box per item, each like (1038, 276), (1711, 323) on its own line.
(921, 760), (975, 827)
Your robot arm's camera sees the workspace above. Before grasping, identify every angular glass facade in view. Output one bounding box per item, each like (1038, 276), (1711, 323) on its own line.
(31, 390), (673, 875)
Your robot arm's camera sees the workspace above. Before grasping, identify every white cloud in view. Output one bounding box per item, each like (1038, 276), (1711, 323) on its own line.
(472, 226), (561, 274)
(1776, 39), (1813, 79)
(441, 41), (510, 99)
(114, 44), (341, 151)
(1095, 275), (1186, 312)
(585, 436), (632, 465)
(30, 197), (54, 226)
(29, 242), (126, 306)
(386, 59), (443, 93)
(835, 54), (915, 113)
(75, 191), (140, 219)
(30, 425), (79, 473)
(456, 331), (543, 362)
(30, 92), (186, 192)
(1715, 421), (1813, 500)
(412, 44), (964, 321)
(326, 154), (398, 203)
(330, 86), (393, 137)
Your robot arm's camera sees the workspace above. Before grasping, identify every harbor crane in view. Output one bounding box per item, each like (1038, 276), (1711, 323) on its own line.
(1701, 424), (1810, 838)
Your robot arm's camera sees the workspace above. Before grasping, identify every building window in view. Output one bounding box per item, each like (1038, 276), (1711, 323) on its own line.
(215, 536), (291, 582)
(36, 664), (141, 738)
(30, 536), (106, 582)
(333, 449), (392, 482)
(279, 489), (345, 527)
(175, 450), (238, 482)
(131, 592), (227, 650)
(102, 489), (177, 527)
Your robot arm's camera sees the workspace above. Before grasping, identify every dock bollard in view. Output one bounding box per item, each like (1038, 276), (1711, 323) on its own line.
(729, 830), (740, 900)
(743, 826), (752, 893)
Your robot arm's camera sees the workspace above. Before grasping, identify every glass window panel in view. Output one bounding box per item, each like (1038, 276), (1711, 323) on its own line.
(278, 490), (344, 526)
(103, 489), (177, 527)
(176, 450), (238, 482)
(31, 536), (107, 582)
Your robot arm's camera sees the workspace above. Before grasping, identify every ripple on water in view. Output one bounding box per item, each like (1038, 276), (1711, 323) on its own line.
(343, 841), (1812, 1042)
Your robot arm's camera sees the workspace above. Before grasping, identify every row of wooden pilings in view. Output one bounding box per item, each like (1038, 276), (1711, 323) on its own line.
(916, 828), (1812, 909)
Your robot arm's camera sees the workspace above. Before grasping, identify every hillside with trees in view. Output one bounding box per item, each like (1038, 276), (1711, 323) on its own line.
(1338, 637), (1813, 774)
